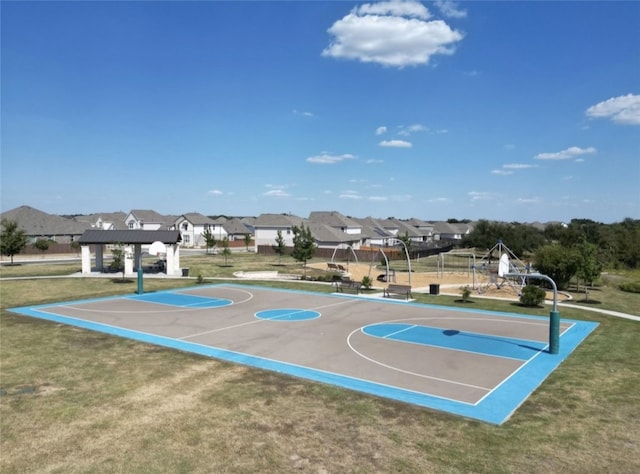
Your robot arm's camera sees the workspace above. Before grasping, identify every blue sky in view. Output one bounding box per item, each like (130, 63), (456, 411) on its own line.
(2, 0), (639, 223)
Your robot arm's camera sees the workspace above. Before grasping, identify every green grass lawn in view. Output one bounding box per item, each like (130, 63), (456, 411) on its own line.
(1, 259), (639, 473)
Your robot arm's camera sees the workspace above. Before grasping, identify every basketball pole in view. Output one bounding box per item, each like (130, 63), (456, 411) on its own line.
(137, 248), (144, 294)
(506, 272), (559, 354)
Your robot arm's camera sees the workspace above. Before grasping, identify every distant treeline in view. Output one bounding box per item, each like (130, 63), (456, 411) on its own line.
(461, 218), (640, 269)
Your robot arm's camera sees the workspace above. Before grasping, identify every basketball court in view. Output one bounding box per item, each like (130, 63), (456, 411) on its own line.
(10, 283), (598, 425)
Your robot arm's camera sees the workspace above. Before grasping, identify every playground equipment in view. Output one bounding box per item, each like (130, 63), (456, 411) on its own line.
(475, 240), (531, 295)
(366, 239), (412, 286)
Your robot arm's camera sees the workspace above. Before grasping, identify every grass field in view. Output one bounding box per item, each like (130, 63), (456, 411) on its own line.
(1, 256), (639, 473)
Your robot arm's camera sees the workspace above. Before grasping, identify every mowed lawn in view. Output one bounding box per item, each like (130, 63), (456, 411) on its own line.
(1, 269), (639, 473)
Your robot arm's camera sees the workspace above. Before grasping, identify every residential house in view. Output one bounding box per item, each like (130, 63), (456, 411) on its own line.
(174, 213), (217, 248)
(125, 210), (175, 230)
(252, 213), (306, 248)
(74, 212), (127, 230)
(433, 221), (474, 241)
(351, 217), (395, 247)
(216, 217), (252, 241)
(0, 205), (90, 244)
(384, 218), (424, 244)
(404, 218), (434, 243)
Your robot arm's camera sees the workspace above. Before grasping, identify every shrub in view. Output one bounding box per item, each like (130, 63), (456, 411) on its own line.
(619, 281), (640, 293)
(459, 285), (471, 302)
(520, 285), (547, 307)
(361, 275), (372, 290)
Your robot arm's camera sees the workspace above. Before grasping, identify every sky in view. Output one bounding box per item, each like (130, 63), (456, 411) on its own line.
(1, 0), (639, 223)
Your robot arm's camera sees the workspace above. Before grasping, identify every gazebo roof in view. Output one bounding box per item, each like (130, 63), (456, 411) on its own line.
(78, 230), (181, 245)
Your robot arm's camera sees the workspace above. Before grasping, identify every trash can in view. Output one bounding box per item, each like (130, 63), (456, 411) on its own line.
(429, 283), (440, 295)
(182, 268), (190, 277)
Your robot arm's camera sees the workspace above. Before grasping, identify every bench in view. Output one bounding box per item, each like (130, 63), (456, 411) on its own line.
(335, 279), (362, 295)
(383, 284), (412, 300)
(327, 262), (348, 273)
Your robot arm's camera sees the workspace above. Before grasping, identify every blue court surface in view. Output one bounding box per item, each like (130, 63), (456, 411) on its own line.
(9, 283), (598, 425)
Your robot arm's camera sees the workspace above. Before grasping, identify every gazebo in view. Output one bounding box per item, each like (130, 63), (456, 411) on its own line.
(78, 230), (182, 277)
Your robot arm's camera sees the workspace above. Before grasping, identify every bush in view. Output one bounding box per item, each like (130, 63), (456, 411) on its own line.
(361, 275), (372, 290)
(520, 285), (547, 307)
(619, 281), (640, 293)
(459, 285), (471, 302)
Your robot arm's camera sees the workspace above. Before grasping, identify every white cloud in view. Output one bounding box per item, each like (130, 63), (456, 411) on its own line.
(368, 196), (388, 201)
(585, 93), (640, 125)
(468, 191), (500, 202)
(503, 163), (538, 169)
(517, 197), (541, 204)
(375, 126), (387, 135)
(534, 146), (596, 160)
(434, 0), (467, 19)
(366, 158), (384, 164)
(340, 191), (363, 200)
(398, 123), (428, 136)
(322, 0), (464, 68)
(427, 197), (450, 203)
(379, 139), (412, 148)
(490, 163), (537, 175)
(293, 109), (315, 118)
(208, 189), (223, 196)
(306, 153), (356, 164)
(263, 185), (290, 198)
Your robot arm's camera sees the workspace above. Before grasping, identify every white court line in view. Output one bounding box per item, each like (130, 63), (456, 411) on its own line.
(346, 326), (493, 392)
(473, 321), (577, 406)
(382, 324), (417, 339)
(181, 296), (360, 340)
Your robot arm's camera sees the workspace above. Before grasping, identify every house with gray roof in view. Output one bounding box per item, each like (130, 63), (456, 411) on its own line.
(253, 213), (360, 251)
(74, 212), (127, 231)
(252, 213), (306, 248)
(125, 210), (174, 230)
(0, 205), (90, 243)
(433, 222), (474, 241)
(216, 217), (252, 241)
(404, 218), (434, 242)
(386, 218), (426, 243)
(308, 211), (363, 236)
(351, 217), (395, 246)
(174, 212), (217, 248)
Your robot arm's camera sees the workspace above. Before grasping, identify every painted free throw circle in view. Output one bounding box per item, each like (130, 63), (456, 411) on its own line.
(255, 308), (320, 322)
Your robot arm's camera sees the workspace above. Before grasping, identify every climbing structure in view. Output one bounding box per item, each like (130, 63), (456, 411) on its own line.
(475, 240), (531, 295)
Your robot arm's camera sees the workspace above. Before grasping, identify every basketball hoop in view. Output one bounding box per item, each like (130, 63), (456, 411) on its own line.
(149, 241), (166, 257)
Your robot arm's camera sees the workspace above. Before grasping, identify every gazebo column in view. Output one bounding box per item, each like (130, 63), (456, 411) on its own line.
(81, 245), (92, 274)
(95, 245), (104, 272)
(166, 244), (180, 276)
(124, 245), (134, 275)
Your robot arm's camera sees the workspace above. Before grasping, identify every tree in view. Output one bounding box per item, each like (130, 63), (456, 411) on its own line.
(109, 243), (126, 280)
(70, 240), (81, 256)
(398, 232), (412, 253)
(243, 233), (252, 252)
(34, 238), (51, 256)
(0, 219), (27, 264)
(273, 230), (287, 264)
(220, 236), (232, 265)
(291, 224), (316, 275)
(533, 244), (580, 290)
(575, 240), (602, 300)
(201, 227), (217, 254)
